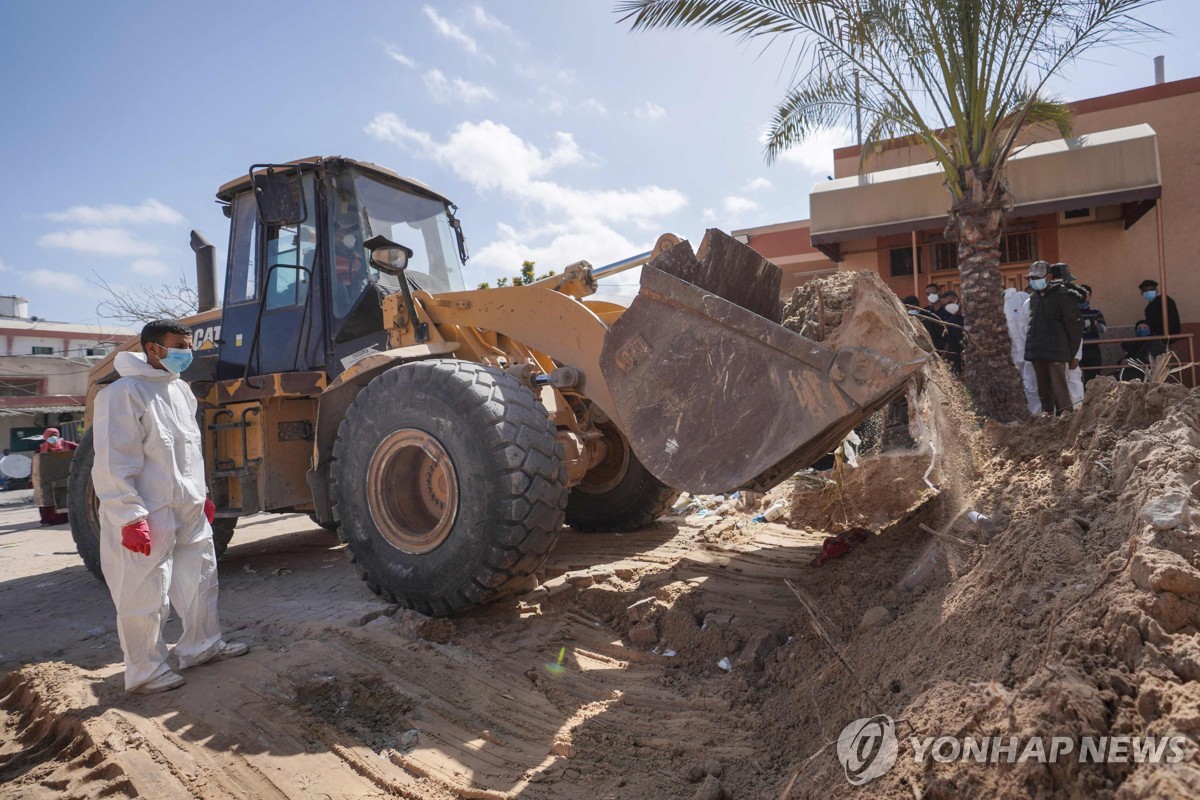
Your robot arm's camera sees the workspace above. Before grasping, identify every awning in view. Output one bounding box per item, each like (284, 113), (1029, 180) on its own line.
(0, 405), (84, 418)
(810, 124), (1162, 246)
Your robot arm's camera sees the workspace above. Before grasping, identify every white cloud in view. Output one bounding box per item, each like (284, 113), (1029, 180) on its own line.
(423, 6), (491, 61)
(723, 195), (758, 216)
(38, 228), (160, 257)
(702, 195), (760, 226)
(634, 101), (667, 121)
(581, 97), (608, 115)
(131, 258), (170, 276)
(365, 114), (689, 276)
(471, 5), (512, 33)
(514, 63), (576, 86)
(772, 126), (853, 175)
(742, 177), (773, 192)
(423, 69), (497, 104)
(26, 268), (89, 294)
(364, 114), (436, 151)
(45, 198), (184, 226)
(472, 220), (639, 274)
(384, 45), (416, 68)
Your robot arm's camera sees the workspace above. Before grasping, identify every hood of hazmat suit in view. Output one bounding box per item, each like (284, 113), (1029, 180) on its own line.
(92, 351), (220, 691)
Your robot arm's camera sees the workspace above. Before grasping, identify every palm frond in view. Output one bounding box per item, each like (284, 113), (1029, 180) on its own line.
(615, 0), (812, 40)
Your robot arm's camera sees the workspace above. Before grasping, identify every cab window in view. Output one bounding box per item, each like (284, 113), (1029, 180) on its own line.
(263, 175), (317, 311)
(226, 194), (259, 305)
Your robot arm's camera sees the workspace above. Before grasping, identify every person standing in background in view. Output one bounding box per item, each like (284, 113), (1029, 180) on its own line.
(1139, 279), (1180, 339)
(37, 427), (76, 525)
(935, 290), (965, 374)
(921, 283), (945, 353)
(1025, 261), (1083, 415)
(1076, 284), (1107, 385)
(1004, 286), (1040, 415)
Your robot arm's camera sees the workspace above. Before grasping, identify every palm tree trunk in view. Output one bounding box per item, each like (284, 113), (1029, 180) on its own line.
(948, 200), (1028, 422)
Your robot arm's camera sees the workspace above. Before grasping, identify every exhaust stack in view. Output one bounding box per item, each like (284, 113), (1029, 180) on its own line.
(190, 229), (219, 313)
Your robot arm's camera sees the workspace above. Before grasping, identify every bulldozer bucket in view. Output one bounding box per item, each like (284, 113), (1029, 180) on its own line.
(599, 230), (930, 495)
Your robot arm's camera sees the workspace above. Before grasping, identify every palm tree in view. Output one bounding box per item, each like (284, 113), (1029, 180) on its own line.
(617, 0), (1159, 421)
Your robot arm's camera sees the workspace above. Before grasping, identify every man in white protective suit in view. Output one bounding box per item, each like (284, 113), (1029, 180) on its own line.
(1003, 285), (1041, 415)
(92, 319), (247, 694)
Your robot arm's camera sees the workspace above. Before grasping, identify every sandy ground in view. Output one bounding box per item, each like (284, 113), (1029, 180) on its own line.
(0, 490), (837, 799)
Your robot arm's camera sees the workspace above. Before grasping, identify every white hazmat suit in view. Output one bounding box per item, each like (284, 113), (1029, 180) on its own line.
(92, 351), (222, 690)
(1003, 288), (1042, 415)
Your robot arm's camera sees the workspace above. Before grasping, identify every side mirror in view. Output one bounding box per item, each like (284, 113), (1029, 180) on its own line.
(364, 234), (414, 275)
(250, 165), (306, 226)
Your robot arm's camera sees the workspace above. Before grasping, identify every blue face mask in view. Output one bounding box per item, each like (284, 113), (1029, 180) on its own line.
(1136, 328), (1151, 338)
(158, 347), (194, 374)
(1078, 300), (1090, 309)
(1143, 290), (1158, 302)
(46, 436), (59, 445)
(1030, 278), (1048, 291)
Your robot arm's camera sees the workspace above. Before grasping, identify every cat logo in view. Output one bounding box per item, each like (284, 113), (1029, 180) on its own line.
(192, 324), (221, 351)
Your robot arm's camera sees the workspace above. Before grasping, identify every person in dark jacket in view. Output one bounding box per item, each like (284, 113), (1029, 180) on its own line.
(935, 290), (965, 374)
(1024, 261), (1083, 415)
(1077, 284), (1107, 384)
(921, 283), (945, 351)
(1118, 320), (1168, 380)
(1139, 279), (1181, 339)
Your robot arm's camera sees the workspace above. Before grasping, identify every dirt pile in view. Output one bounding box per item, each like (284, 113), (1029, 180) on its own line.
(781, 269), (933, 359)
(733, 377), (1200, 798)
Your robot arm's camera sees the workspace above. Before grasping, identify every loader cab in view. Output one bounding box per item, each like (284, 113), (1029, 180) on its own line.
(215, 158), (468, 381)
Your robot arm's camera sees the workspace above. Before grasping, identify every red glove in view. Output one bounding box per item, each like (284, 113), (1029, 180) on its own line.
(121, 520), (151, 556)
(204, 496), (215, 525)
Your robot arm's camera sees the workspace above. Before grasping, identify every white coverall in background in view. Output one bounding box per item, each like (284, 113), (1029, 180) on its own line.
(1068, 342), (1085, 410)
(92, 351), (222, 690)
(1003, 287), (1042, 415)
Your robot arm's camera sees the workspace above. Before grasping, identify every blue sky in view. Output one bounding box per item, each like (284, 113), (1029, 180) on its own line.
(1, 0), (1196, 324)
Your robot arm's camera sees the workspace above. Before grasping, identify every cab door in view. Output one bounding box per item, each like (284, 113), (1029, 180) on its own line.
(217, 176), (325, 379)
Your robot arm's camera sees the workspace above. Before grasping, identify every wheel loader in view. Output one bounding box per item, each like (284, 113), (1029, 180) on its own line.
(62, 157), (928, 615)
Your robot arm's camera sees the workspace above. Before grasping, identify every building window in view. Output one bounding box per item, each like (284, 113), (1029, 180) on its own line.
(889, 247), (915, 277)
(85, 347), (107, 356)
(999, 223), (1038, 264)
(31, 346), (54, 355)
(923, 237), (957, 273)
(0, 378), (42, 397)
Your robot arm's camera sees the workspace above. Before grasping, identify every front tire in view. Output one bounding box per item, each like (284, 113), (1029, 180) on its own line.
(330, 359), (568, 616)
(68, 430), (236, 583)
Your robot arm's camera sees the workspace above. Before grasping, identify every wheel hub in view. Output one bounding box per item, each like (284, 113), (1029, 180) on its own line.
(367, 429), (459, 554)
(577, 422), (630, 495)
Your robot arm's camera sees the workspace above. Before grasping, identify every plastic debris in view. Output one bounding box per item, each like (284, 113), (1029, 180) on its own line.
(716, 657), (732, 671)
(842, 430), (862, 468)
(763, 501), (787, 522)
(966, 511), (990, 523)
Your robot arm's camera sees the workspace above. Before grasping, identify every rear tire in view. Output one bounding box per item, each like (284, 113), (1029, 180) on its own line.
(566, 422), (680, 533)
(68, 429), (236, 583)
(330, 359), (567, 615)
(308, 513), (341, 534)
